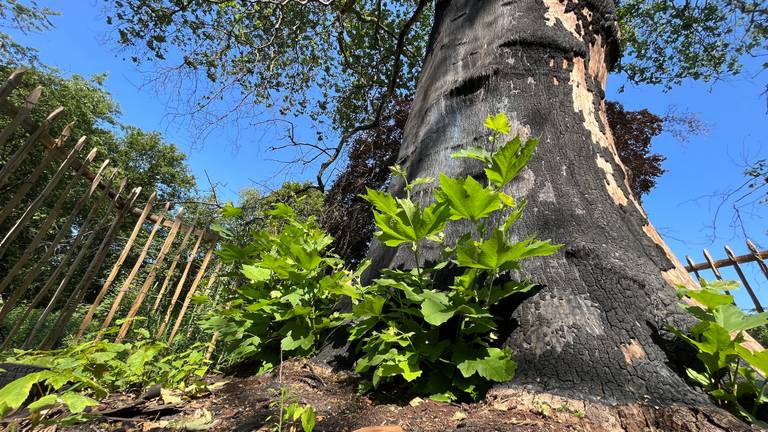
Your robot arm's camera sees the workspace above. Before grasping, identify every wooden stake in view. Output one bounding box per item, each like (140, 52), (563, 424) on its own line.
(96, 203), (174, 336)
(15, 177), (126, 349)
(39, 187), (142, 349)
(724, 246), (764, 313)
(0, 103), (60, 188)
(74, 192), (158, 341)
(0, 122), (71, 225)
(0, 160), (110, 307)
(112, 209), (186, 342)
(0, 67), (28, 103)
(0, 136), (87, 259)
(151, 225), (196, 313)
(155, 232), (204, 338)
(168, 242), (217, 345)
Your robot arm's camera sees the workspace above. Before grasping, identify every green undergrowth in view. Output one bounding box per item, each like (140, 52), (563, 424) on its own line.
(203, 113), (560, 401)
(672, 279), (768, 425)
(0, 325), (210, 425)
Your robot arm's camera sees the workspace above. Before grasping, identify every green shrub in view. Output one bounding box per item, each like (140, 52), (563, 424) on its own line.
(201, 204), (359, 372)
(0, 326), (210, 423)
(671, 279), (768, 424)
(349, 114), (560, 401)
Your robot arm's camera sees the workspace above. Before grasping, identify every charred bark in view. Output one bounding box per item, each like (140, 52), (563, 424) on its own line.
(367, 0), (706, 405)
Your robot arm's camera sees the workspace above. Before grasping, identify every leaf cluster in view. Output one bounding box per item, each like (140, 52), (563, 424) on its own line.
(672, 280), (768, 424)
(201, 204), (358, 371)
(0, 327), (210, 424)
(351, 113), (560, 401)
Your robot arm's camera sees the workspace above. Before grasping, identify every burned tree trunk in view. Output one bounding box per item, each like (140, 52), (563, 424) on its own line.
(368, 0), (706, 405)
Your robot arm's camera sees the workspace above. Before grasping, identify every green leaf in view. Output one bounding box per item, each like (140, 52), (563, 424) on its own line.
(353, 296), (386, 317)
(420, 290), (456, 326)
(0, 370), (52, 416)
(713, 304), (768, 332)
(456, 347), (516, 382)
(457, 230), (560, 271)
(59, 392), (99, 414)
(301, 405), (316, 432)
(451, 147), (492, 163)
(437, 174), (501, 222)
(736, 345), (768, 377)
(362, 188), (400, 216)
(27, 394), (59, 412)
(221, 202), (243, 218)
(485, 137), (539, 188)
(267, 203), (295, 219)
(484, 113), (511, 135)
(241, 265), (271, 283)
(678, 287), (734, 311)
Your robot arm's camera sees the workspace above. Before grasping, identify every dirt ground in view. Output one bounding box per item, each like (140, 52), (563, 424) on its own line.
(1, 360), (760, 432)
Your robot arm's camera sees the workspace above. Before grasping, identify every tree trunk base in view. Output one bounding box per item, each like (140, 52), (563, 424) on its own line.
(200, 360), (758, 432)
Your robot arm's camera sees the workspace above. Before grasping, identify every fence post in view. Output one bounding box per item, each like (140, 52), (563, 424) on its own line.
(113, 209), (186, 342)
(724, 246), (764, 313)
(168, 241), (217, 345)
(151, 225), (196, 313)
(75, 192), (157, 341)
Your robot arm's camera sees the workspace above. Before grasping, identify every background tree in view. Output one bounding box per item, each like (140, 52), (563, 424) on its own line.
(0, 0), (57, 66)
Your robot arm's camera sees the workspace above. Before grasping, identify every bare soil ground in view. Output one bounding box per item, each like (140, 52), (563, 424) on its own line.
(2, 360), (760, 432)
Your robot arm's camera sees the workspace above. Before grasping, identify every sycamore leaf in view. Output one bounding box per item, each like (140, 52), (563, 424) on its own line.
(485, 137), (539, 188)
(59, 392), (99, 414)
(362, 188), (400, 216)
(451, 147), (492, 163)
(437, 174), (501, 222)
(678, 287), (733, 311)
(457, 230), (560, 271)
(713, 304), (768, 332)
(0, 370), (55, 416)
(301, 405), (316, 432)
(484, 113), (511, 135)
(420, 290), (456, 326)
(456, 347), (516, 382)
(241, 265), (271, 283)
(221, 202), (243, 218)
(353, 296), (386, 317)
(736, 345), (768, 377)
(267, 203), (295, 219)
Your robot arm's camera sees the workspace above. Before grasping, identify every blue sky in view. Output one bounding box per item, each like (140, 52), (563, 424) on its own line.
(12, 1), (768, 308)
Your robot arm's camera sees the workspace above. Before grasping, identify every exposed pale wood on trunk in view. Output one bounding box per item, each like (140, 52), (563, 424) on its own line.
(0, 122), (71, 225)
(39, 187), (142, 349)
(0, 137), (89, 259)
(0, 160), (111, 311)
(12, 176), (125, 350)
(724, 246), (763, 312)
(113, 208), (186, 342)
(96, 203), (174, 337)
(0, 102), (59, 188)
(151, 225), (196, 313)
(155, 232), (204, 338)
(168, 241), (217, 344)
(0, 67), (28, 103)
(74, 192), (158, 341)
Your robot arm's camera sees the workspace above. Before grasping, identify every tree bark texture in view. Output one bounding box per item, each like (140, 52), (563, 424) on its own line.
(367, 0), (705, 405)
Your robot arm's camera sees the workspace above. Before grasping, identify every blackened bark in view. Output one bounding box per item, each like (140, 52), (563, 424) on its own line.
(367, 0), (705, 405)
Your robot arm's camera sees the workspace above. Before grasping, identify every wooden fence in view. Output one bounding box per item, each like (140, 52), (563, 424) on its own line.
(0, 68), (223, 351)
(685, 240), (768, 313)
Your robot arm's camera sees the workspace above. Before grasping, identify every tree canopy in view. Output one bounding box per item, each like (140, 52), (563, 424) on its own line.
(102, 0), (766, 188)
